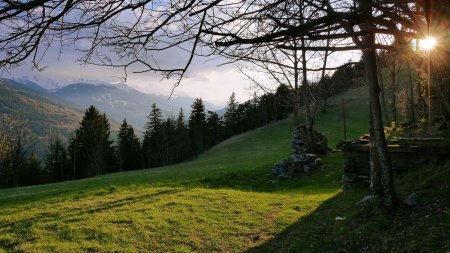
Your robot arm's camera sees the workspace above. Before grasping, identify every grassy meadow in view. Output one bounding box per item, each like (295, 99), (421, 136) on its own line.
(1, 85), (449, 252)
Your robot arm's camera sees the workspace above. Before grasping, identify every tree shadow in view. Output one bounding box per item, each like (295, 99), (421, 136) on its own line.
(244, 187), (371, 253)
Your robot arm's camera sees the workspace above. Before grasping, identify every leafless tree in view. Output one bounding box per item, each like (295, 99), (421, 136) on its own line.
(0, 114), (34, 188)
(1, 0), (438, 208)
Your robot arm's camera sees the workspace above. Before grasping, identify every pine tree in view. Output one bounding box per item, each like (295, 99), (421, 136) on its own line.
(142, 103), (163, 168)
(45, 138), (68, 182)
(159, 117), (176, 166)
(174, 108), (189, 163)
(71, 106), (113, 178)
(206, 111), (224, 147)
(22, 154), (42, 186)
(117, 119), (143, 171)
(188, 98), (207, 157)
(224, 92), (239, 137)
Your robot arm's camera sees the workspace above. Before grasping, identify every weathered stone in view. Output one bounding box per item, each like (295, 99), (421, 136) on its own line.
(306, 153), (316, 162)
(314, 158), (323, 166)
(303, 164), (313, 173)
(272, 124), (329, 178)
(403, 193), (417, 207)
(271, 163), (288, 178)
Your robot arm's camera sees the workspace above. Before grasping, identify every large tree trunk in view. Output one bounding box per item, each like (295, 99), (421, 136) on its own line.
(363, 45), (398, 209)
(377, 62), (390, 125)
(360, 0), (398, 209)
(369, 106), (382, 197)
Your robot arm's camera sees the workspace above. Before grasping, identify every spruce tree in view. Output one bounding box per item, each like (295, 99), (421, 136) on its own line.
(224, 92), (239, 137)
(206, 111), (224, 147)
(22, 154), (42, 186)
(142, 103), (163, 168)
(71, 106), (113, 178)
(159, 117), (175, 166)
(188, 98), (207, 157)
(117, 119), (143, 171)
(45, 138), (68, 182)
(174, 108), (189, 162)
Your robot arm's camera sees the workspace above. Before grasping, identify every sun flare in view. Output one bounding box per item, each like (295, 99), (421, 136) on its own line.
(419, 37), (437, 50)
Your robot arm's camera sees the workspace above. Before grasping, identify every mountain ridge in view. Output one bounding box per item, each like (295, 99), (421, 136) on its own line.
(9, 78), (222, 130)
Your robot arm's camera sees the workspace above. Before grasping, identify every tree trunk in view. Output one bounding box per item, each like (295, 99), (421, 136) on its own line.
(390, 61), (397, 124)
(293, 105), (301, 126)
(322, 97), (327, 113)
(359, 0), (398, 209)
(363, 44), (398, 209)
(369, 106), (382, 197)
(406, 62), (416, 123)
(293, 44), (301, 127)
(377, 61), (389, 125)
(300, 35), (316, 154)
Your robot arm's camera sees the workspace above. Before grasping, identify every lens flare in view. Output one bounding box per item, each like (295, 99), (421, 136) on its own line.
(419, 37), (437, 50)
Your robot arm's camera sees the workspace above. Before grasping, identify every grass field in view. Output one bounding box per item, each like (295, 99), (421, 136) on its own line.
(1, 85), (449, 252)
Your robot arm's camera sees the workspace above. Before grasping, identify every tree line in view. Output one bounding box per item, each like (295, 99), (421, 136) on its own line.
(0, 88), (288, 188)
(0, 62), (360, 189)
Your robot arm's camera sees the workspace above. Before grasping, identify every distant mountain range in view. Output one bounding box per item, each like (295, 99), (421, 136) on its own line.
(0, 78), (223, 157)
(7, 77), (221, 129)
(51, 81), (220, 130)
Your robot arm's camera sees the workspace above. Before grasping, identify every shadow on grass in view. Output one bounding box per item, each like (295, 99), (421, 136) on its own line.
(246, 161), (450, 253)
(244, 187), (370, 253)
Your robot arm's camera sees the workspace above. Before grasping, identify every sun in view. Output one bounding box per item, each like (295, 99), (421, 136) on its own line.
(419, 37), (437, 50)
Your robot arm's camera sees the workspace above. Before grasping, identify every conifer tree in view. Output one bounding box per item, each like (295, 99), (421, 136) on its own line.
(159, 117), (175, 166)
(142, 103), (163, 168)
(206, 111), (224, 147)
(45, 138), (68, 182)
(174, 108), (189, 162)
(71, 106), (113, 178)
(22, 154), (42, 186)
(188, 98), (207, 157)
(117, 119), (143, 171)
(224, 92), (239, 137)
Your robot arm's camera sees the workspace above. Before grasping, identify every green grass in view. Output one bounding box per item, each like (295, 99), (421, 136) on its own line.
(0, 119), (344, 253)
(1, 84), (449, 252)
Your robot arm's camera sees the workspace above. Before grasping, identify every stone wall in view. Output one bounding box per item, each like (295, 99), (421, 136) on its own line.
(272, 125), (327, 178)
(339, 138), (450, 189)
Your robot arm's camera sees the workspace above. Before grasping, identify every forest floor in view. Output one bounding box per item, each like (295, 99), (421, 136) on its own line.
(0, 85), (449, 252)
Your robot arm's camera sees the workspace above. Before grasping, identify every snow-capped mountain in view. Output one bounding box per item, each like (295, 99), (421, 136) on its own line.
(51, 82), (220, 130)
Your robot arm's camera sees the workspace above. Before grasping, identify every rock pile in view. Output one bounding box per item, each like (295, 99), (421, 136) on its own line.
(272, 124), (326, 178)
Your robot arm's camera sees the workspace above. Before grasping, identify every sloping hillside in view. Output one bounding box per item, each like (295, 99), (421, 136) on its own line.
(0, 79), (83, 156)
(0, 85), (370, 252)
(1, 84), (448, 252)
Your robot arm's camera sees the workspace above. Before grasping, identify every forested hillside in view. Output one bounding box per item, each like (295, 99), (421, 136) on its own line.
(0, 79), (83, 156)
(1, 84), (448, 252)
